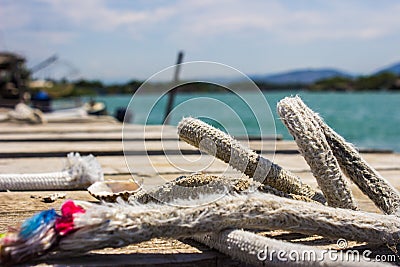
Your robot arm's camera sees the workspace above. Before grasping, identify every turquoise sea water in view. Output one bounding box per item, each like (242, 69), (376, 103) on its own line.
(62, 91), (400, 152)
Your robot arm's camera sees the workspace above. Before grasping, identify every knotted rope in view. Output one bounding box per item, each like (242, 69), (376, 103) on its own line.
(0, 152), (103, 191)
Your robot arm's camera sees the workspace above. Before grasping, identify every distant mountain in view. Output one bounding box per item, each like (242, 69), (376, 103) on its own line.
(132, 62), (400, 86)
(375, 62), (400, 75)
(250, 68), (352, 85)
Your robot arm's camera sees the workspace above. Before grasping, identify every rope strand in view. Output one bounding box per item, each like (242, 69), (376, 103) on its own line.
(178, 117), (325, 204)
(52, 192), (400, 257)
(194, 229), (383, 267)
(293, 96), (400, 216)
(277, 97), (358, 209)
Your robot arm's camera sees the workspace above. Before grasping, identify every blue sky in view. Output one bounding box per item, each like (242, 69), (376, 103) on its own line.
(1, 0), (400, 83)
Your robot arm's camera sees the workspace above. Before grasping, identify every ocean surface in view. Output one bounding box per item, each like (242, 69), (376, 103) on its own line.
(57, 91), (400, 152)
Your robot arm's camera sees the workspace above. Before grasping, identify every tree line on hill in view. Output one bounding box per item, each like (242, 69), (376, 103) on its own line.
(255, 72), (400, 91)
(308, 72), (400, 91)
(46, 71), (400, 98)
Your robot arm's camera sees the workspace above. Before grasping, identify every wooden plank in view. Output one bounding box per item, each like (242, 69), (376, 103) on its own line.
(0, 131), (178, 141)
(0, 122), (282, 141)
(271, 152), (400, 172)
(0, 156), (397, 217)
(0, 140), (301, 158)
(0, 155), (243, 177)
(0, 140), (189, 154)
(0, 132), (281, 142)
(0, 153), (398, 176)
(31, 247), (242, 267)
(3, 169), (400, 231)
(0, 122), (175, 134)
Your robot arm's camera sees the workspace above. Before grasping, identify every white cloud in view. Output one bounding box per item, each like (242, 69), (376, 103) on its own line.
(168, 0), (400, 42)
(0, 0), (176, 46)
(0, 1), (33, 29)
(35, 31), (78, 44)
(2, 0), (400, 45)
(2, 0), (400, 79)
(36, 0), (176, 31)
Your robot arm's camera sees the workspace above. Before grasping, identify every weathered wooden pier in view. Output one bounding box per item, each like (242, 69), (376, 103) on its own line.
(0, 120), (399, 266)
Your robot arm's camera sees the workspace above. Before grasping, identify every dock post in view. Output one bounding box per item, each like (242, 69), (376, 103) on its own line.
(163, 51), (184, 124)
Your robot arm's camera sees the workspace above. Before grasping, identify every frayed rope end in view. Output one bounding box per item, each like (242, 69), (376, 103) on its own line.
(65, 153), (104, 187)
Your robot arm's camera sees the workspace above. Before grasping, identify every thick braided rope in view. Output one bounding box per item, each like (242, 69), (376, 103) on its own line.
(291, 96), (400, 216)
(277, 97), (357, 210)
(193, 229), (384, 267)
(129, 173), (322, 266)
(129, 173), (334, 265)
(130, 173), (250, 204)
(51, 192), (400, 257)
(130, 173), (317, 204)
(0, 153), (103, 191)
(177, 117), (325, 204)
(0, 171), (76, 191)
